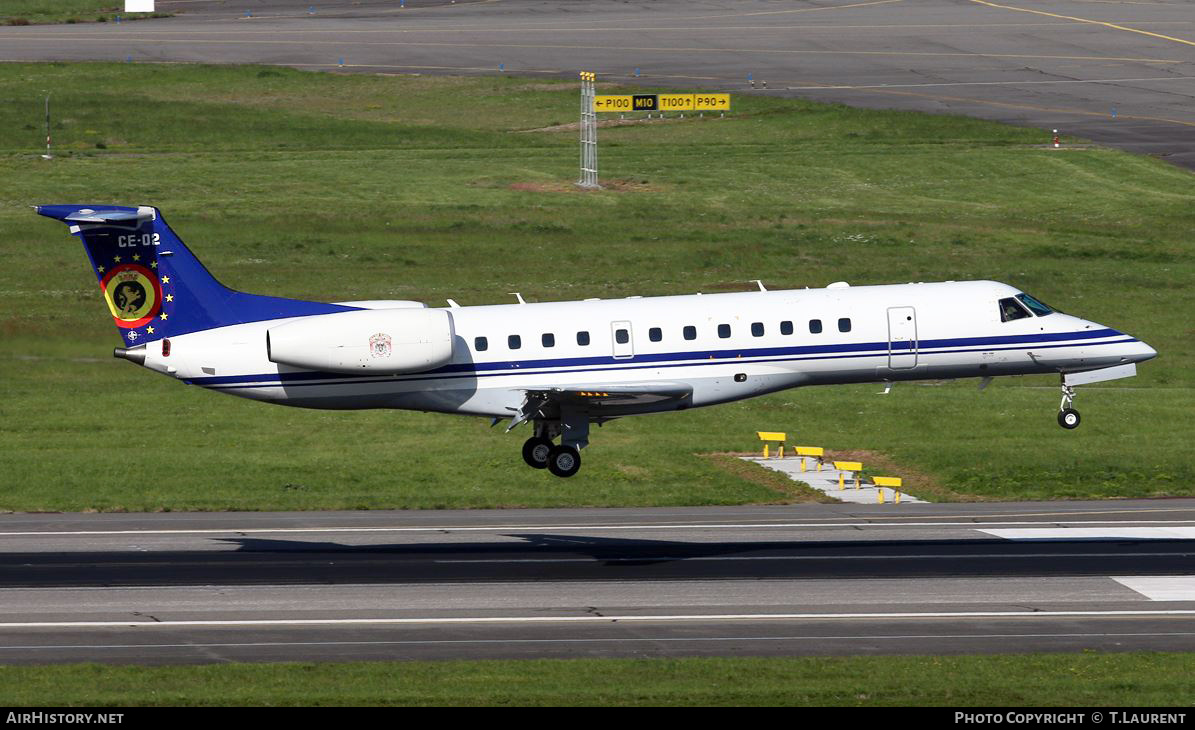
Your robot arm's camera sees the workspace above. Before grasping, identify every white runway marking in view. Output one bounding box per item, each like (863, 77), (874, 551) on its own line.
(435, 551), (1195, 564)
(3, 609), (1195, 629)
(4, 519), (1195, 538)
(1114, 577), (1195, 602)
(980, 527), (1195, 541)
(787, 75), (1195, 91)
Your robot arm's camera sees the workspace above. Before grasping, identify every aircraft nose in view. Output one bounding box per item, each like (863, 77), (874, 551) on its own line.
(1132, 340), (1158, 363)
(1117, 336), (1158, 364)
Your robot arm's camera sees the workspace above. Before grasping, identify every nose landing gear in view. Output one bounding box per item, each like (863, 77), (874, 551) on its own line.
(1058, 383), (1080, 429)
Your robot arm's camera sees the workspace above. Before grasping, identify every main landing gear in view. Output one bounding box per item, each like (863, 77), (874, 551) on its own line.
(522, 437), (553, 469)
(519, 418), (587, 478)
(522, 436), (582, 477)
(1058, 383), (1080, 430)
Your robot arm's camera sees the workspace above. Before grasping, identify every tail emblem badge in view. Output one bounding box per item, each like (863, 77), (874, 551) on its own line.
(100, 264), (161, 328)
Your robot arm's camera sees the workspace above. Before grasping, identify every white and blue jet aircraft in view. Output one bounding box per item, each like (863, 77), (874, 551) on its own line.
(39, 204), (1157, 477)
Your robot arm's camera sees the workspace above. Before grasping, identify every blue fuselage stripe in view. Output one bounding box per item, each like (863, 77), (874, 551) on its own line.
(191, 329), (1134, 391)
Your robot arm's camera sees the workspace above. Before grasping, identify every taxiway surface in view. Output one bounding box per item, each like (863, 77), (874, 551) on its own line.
(1, 0), (1193, 168)
(1, 502), (1193, 664)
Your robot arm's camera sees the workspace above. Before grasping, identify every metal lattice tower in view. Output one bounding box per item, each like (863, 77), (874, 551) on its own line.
(577, 71), (600, 189)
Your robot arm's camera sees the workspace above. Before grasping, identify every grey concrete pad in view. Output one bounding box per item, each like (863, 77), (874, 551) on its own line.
(743, 456), (928, 504)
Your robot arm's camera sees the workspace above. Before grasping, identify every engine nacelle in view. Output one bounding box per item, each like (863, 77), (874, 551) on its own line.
(267, 308), (454, 374)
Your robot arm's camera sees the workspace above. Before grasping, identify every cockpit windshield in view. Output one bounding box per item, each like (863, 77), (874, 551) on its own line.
(998, 297), (1031, 322)
(1016, 293), (1054, 316)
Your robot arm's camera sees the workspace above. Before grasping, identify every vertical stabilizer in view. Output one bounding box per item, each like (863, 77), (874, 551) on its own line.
(36, 205), (356, 345)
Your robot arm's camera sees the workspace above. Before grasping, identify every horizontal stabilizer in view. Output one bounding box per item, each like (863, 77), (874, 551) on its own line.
(65, 210), (146, 224)
(36, 205), (150, 225)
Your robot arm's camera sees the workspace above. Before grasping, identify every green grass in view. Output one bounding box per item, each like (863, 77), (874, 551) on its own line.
(1, 62), (1192, 510)
(2, 654), (1193, 705)
(0, 1), (162, 25)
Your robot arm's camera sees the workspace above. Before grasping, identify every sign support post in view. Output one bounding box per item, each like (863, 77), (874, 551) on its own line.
(41, 94), (53, 160)
(577, 72), (599, 189)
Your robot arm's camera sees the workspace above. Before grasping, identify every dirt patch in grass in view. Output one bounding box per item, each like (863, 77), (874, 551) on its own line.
(507, 83), (583, 93)
(508, 179), (661, 193)
(702, 453), (837, 503)
(517, 115), (721, 134)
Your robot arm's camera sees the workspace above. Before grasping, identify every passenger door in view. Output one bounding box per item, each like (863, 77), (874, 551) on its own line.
(887, 307), (918, 369)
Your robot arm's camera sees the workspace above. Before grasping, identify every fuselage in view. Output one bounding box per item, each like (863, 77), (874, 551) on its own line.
(136, 279), (1156, 418)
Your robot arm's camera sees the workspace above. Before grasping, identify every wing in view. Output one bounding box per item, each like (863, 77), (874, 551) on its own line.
(505, 381), (693, 430)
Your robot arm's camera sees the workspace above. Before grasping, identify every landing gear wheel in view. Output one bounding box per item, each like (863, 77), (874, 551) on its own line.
(522, 437), (553, 469)
(547, 445), (581, 478)
(1058, 408), (1081, 429)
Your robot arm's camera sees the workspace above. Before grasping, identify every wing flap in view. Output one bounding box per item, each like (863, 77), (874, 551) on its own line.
(543, 382), (693, 407)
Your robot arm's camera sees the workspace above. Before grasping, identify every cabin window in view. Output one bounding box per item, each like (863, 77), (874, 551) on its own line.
(683, 325), (697, 341)
(751, 322), (764, 337)
(508, 334), (522, 349)
(838, 318), (852, 333)
(649, 327), (662, 342)
(474, 336), (488, 352)
(809, 319), (823, 334)
(780, 320), (793, 335)
(542, 333), (555, 348)
(998, 297), (1032, 322)
(615, 328), (630, 345)
(1016, 293), (1054, 316)
(577, 331), (590, 346)
(718, 324), (731, 339)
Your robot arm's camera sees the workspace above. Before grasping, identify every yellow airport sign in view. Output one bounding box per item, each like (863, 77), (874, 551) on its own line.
(593, 95), (633, 112)
(593, 93), (730, 112)
(694, 93), (731, 111)
(658, 93), (695, 111)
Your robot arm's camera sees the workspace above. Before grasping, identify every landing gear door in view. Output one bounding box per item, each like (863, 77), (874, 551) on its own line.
(611, 321), (634, 360)
(887, 307), (918, 370)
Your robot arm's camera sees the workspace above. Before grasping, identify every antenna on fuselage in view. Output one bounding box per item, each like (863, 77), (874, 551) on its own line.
(509, 292), (526, 304)
(751, 280), (767, 292)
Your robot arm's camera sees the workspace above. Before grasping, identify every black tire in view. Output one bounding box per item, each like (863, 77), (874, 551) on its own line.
(1058, 408), (1081, 429)
(522, 437), (553, 469)
(547, 445), (582, 478)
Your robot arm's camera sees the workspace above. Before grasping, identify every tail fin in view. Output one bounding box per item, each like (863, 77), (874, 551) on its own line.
(37, 205), (355, 345)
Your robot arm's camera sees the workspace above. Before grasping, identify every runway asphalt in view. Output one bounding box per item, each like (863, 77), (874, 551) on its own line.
(1, 502), (1193, 664)
(1, 0), (1193, 167)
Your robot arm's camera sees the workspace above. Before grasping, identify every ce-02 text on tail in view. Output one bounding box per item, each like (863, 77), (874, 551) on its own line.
(38, 205), (1157, 478)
